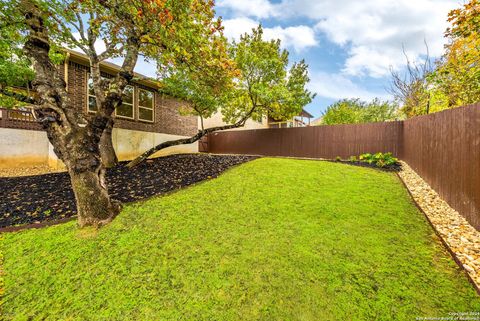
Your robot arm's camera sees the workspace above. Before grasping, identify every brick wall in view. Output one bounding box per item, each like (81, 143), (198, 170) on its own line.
(59, 61), (197, 137)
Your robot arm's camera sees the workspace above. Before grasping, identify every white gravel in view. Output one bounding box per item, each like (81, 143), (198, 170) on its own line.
(398, 161), (480, 289)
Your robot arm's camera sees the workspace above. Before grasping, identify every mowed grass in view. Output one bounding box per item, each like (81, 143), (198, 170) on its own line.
(1, 158), (479, 320)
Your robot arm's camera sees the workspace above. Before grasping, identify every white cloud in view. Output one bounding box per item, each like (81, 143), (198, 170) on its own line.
(217, 0), (276, 19)
(309, 0), (457, 77)
(222, 17), (317, 52)
(308, 72), (390, 101)
(220, 0), (458, 77)
(222, 17), (259, 41)
(263, 25), (317, 52)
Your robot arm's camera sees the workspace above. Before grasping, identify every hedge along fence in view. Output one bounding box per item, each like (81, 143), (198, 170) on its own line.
(201, 103), (480, 230)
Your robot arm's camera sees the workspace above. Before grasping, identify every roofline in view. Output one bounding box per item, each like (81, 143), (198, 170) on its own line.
(66, 49), (161, 89)
(301, 108), (314, 118)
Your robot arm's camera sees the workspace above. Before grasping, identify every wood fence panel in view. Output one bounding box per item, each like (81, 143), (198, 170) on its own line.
(207, 121), (403, 159)
(401, 103), (480, 229)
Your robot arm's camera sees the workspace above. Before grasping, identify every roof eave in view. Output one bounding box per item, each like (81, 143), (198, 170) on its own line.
(66, 49), (161, 89)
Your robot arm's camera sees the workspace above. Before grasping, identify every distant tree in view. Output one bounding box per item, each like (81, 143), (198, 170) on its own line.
(431, 35), (480, 107)
(321, 98), (398, 125)
(153, 31), (238, 133)
(223, 26), (315, 125)
(388, 44), (436, 118)
(128, 26), (316, 166)
(430, 0), (480, 107)
(361, 98), (400, 122)
(391, 0), (480, 116)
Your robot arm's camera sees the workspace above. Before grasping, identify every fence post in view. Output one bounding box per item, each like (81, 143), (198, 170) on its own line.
(0, 108), (5, 128)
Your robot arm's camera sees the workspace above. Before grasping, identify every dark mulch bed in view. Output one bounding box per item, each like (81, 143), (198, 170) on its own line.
(0, 154), (256, 229)
(329, 160), (402, 172)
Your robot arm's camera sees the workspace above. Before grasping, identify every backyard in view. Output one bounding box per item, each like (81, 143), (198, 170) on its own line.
(2, 158), (479, 320)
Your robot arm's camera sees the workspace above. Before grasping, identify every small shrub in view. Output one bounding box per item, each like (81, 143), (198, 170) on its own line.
(348, 156), (358, 162)
(335, 156), (342, 162)
(358, 152), (399, 168)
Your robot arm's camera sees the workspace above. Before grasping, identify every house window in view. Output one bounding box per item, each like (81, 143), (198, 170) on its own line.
(138, 88), (154, 122)
(87, 77), (97, 112)
(86, 74), (109, 113)
(116, 85), (134, 119)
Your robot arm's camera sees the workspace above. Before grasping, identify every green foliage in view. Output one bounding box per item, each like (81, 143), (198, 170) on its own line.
(394, 0), (480, 117)
(321, 98), (398, 125)
(2, 158), (479, 319)
(139, 25), (315, 128)
(434, 0), (480, 109)
(0, 59), (34, 89)
(0, 3), (35, 108)
(446, 0), (480, 38)
(358, 152), (399, 168)
(348, 155), (358, 162)
(222, 26), (315, 124)
(431, 31), (480, 108)
(157, 33), (237, 122)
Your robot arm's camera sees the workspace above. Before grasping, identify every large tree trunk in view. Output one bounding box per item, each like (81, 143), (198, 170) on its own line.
(49, 128), (121, 228)
(100, 119), (118, 168)
(69, 167), (120, 227)
(21, 0), (136, 228)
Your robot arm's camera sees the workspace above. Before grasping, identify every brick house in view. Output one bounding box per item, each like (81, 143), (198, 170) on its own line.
(0, 50), (199, 168)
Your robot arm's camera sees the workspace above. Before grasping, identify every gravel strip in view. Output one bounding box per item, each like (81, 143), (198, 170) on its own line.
(398, 161), (480, 288)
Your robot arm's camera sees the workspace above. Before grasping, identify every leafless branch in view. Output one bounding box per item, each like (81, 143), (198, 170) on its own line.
(388, 41), (434, 115)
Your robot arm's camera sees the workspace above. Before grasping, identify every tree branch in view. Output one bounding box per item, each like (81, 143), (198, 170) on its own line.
(50, 15), (88, 53)
(21, 0), (71, 126)
(127, 107), (257, 168)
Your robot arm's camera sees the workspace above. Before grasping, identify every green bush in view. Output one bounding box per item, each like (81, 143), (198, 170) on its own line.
(358, 152), (399, 168)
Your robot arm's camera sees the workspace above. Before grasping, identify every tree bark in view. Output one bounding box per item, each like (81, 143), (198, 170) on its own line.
(100, 119), (118, 167)
(21, 0), (123, 228)
(47, 127), (121, 227)
(69, 166), (120, 227)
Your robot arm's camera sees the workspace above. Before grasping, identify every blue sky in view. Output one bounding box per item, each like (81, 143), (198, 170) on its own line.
(126, 0), (459, 119)
(213, 0), (460, 119)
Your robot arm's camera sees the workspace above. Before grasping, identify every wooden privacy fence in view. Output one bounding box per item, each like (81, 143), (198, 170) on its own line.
(402, 103), (480, 230)
(205, 121), (403, 159)
(201, 103), (480, 230)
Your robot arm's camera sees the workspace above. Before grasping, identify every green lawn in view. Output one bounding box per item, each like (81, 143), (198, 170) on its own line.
(1, 158), (479, 320)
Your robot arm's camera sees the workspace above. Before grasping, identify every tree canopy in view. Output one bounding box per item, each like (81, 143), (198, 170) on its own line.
(391, 0), (480, 118)
(224, 26), (314, 123)
(321, 98), (398, 125)
(430, 0), (480, 108)
(128, 25), (315, 166)
(0, 3), (35, 108)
